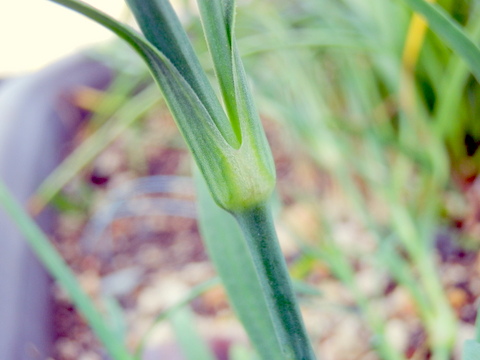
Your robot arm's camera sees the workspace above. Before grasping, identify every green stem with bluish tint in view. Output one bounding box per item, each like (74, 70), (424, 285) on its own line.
(233, 202), (316, 360)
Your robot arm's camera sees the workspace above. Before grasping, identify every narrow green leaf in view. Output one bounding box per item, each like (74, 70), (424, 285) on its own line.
(197, 0), (240, 140)
(104, 296), (129, 343)
(126, 0), (239, 148)
(135, 277), (218, 359)
(223, 0), (236, 37)
(169, 307), (216, 360)
(433, 13), (480, 137)
(198, 0), (276, 190)
(32, 84), (159, 213)
(199, 0), (278, 216)
(0, 181), (133, 360)
(194, 169), (285, 360)
(400, 0), (480, 81)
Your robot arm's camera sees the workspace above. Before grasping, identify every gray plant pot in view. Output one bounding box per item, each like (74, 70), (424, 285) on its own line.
(0, 54), (111, 359)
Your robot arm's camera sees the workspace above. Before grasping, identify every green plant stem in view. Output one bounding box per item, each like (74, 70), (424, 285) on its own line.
(233, 202), (316, 360)
(0, 181), (133, 360)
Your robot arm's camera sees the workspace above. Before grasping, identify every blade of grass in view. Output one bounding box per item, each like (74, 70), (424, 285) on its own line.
(0, 180), (133, 360)
(402, 0), (436, 71)
(104, 296), (129, 343)
(86, 70), (147, 129)
(433, 12), (480, 137)
(30, 83), (159, 214)
(399, 0), (480, 82)
(169, 307), (217, 360)
(134, 277), (219, 360)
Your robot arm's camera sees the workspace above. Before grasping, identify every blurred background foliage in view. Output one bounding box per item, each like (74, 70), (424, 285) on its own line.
(28, 0), (480, 359)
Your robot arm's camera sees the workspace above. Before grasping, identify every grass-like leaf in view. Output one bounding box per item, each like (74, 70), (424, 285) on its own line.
(31, 83), (159, 214)
(197, 0), (239, 139)
(400, 0), (480, 81)
(169, 307), (217, 360)
(134, 277), (218, 359)
(126, 0), (239, 148)
(0, 181), (133, 360)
